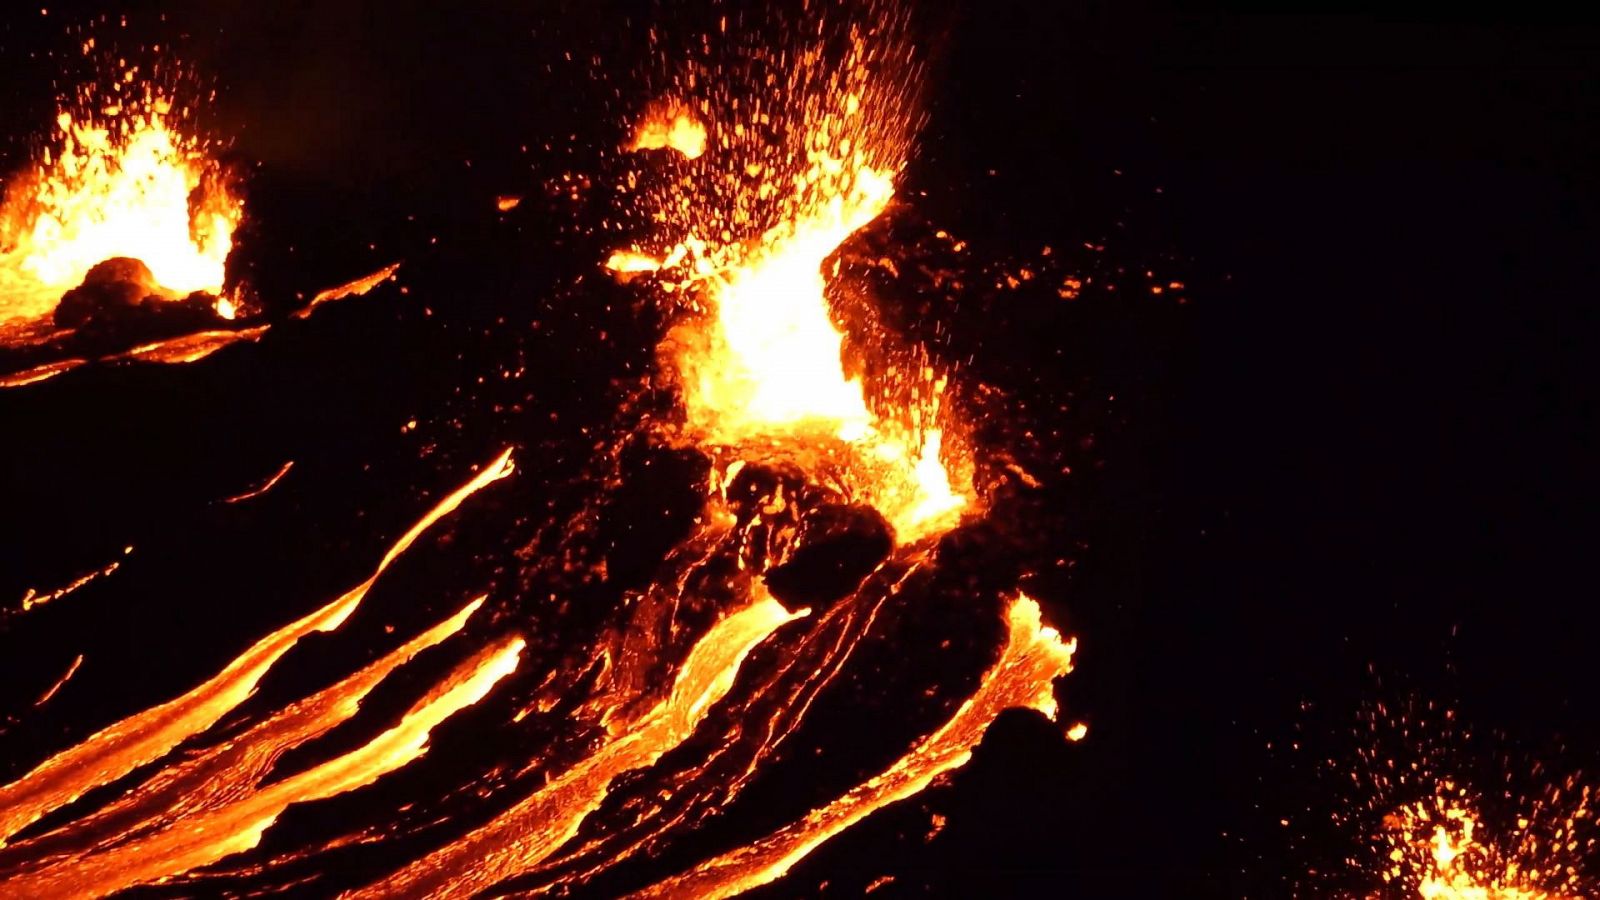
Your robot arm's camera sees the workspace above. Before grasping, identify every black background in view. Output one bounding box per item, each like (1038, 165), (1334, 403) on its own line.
(1, 1), (1596, 897)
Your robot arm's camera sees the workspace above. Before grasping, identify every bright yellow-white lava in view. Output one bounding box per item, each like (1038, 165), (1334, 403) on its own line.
(613, 81), (970, 542)
(681, 168), (891, 440)
(683, 164), (967, 541)
(1380, 787), (1592, 900)
(630, 105), (709, 159)
(0, 94), (240, 324)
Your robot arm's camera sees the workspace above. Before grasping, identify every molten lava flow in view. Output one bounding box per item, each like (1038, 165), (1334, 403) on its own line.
(15, 548), (128, 615)
(635, 595), (1076, 899)
(0, 450), (512, 848)
(0, 89), (241, 326)
(0, 597), (505, 892)
(3, 637), (524, 899)
(0, 357), (87, 388)
(293, 262), (402, 319)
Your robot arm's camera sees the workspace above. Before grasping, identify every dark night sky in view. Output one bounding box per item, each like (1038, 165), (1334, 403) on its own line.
(1, 1), (1597, 897)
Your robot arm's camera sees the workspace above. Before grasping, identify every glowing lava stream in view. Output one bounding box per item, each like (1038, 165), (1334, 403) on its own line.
(635, 596), (1075, 899)
(4, 639), (523, 899)
(0, 598), (485, 868)
(346, 591), (807, 899)
(0, 450), (514, 847)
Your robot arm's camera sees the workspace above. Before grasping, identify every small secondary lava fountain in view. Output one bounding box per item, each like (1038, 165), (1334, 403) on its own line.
(0, 75), (241, 330)
(1378, 784), (1593, 900)
(1293, 695), (1600, 899)
(0, 6), (1079, 898)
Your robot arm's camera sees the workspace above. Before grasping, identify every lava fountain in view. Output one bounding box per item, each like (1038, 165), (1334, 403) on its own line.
(0, 76), (241, 329)
(608, 19), (970, 544)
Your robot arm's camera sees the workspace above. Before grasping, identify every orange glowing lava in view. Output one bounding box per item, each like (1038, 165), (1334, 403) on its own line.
(0, 85), (241, 326)
(0, 450), (513, 848)
(1336, 698), (1598, 899)
(630, 103), (709, 159)
(1379, 786), (1593, 900)
(636, 595), (1076, 899)
(614, 37), (971, 542)
(0, 10), (1083, 899)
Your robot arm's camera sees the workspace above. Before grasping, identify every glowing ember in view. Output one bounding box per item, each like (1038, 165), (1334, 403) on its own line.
(604, 249), (665, 275)
(0, 85), (240, 325)
(630, 103), (708, 159)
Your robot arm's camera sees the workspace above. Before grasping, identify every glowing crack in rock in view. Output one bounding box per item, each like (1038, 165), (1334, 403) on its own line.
(1377, 785), (1594, 900)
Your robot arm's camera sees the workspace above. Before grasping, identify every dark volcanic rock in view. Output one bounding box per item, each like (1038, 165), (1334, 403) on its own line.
(53, 257), (221, 343)
(724, 460), (813, 519)
(53, 257), (164, 327)
(764, 502), (893, 611)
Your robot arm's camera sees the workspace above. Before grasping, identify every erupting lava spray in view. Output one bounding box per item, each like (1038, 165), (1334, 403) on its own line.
(0, 68), (241, 329)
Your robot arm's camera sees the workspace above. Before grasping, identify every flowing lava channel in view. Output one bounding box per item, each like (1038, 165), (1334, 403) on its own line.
(1378, 787), (1593, 900)
(0, 8), (1081, 898)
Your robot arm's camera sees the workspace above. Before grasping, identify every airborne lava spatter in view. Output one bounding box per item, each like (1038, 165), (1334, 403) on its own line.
(1378, 786), (1594, 900)
(605, 16), (970, 544)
